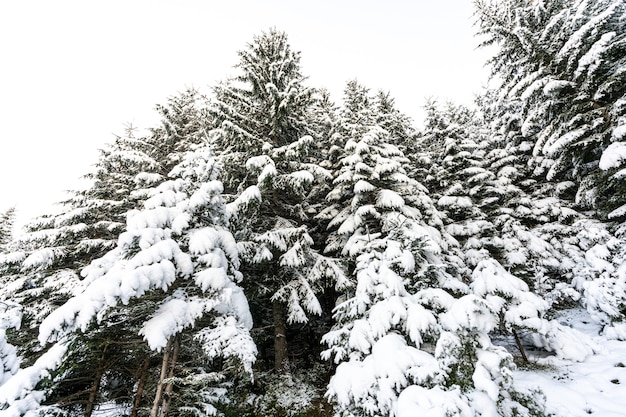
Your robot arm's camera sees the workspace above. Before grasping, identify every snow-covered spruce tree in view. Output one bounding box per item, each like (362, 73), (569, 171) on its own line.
(372, 90), (417, 149)
(419, 95), (609, 356)
(0, 126), (161, 385)
(476, 104), (580, 301)
(475, 0), (626, 219)
(306, 88), (344, 241)
(17, 147), (256, 417)
(209, 28), (344, 374)
(592, 111), (626, 334)
(0, 207), (16, 253)
(320, 81), (463, 273)
(147, 88), (212, 176)
(470, 258), (598, 362)
(419, 99), (479, 157)
(566, 218), (626, 339)
(420, 90), (586, 311)
(474, 87), (626, 330)
(320, 120), (547, 416)
(0, 91), (215, 415)
(0, 301), (21, 387)
(319, 83), (456, 271)
(333, 80), (377, 152)
(599, 122), (626, 223)
(417, 100), (496, 270)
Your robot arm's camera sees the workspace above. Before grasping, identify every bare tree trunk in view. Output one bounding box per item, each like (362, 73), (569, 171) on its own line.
(84, 344), (108, 417)
(130, 356), (150, 417)
(159, 336), (180, 417)
(84, 369), (103, 417)
(150, 337), (174, 417)
(513, 330), (529, 363)
(273, 301), (288, 373)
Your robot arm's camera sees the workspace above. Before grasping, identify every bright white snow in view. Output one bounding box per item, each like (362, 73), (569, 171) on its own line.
(515, 309), (626, 417)
(599, 141), (626, 170)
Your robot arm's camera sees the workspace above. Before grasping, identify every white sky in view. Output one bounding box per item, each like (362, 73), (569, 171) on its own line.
(0, 0), (492, 231)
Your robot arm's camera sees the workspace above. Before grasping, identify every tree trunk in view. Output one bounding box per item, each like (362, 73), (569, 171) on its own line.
(513, 330), (529, 363)
(150, 337), (174, 417)
(130, 356), (151, 417)
(150, 335), (180, 417)
(84, 344), (108, 417)
(273, 300), (288, 373)
(159, 336), (180, 417)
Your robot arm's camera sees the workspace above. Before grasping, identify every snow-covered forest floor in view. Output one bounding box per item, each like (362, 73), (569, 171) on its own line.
(514, 309), (626, 417)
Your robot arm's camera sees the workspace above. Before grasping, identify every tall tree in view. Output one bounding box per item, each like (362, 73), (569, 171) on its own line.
(475, 0), (626, 333)
(0, 207), (16, 253)
(209, 28), (344, 374)
(0, 125), (159, 370)
(0, 90), (213, 414)
(15, 147), (256, 417)
(319, 112), (551, 417)
(475, 0), (626, 219)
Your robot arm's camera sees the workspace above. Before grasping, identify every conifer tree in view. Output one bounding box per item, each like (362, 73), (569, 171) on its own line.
(566, 218), (626, 339)
(0, 301), (20, 386)
(320, 123), (454, 417)
(475, 0), (626, 333)
(475, 0), (626, 218)
(0, 207), (16, 253)
(372, 90), (416, 148)
(0, 90), (213, 415)
(320, 101), (550, 417)
(4, 147), (256, 417)
(418, 101), (494, 268)
(0, 126), (159, 370)
(209, 28), (344, 374)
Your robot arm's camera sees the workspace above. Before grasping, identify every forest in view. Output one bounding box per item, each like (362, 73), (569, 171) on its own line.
(0, 0), (625, 416)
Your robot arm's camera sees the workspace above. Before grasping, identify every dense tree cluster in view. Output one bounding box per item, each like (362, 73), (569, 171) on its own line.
(1, 2), (625, 415)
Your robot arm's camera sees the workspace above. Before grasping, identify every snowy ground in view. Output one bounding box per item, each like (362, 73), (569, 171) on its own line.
(514, 309), (626, 417)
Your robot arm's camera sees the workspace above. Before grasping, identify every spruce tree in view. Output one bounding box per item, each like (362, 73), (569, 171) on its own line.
(5, 147), (256, 417)
(0, 126), (159, 367)
(475, 0), (626, 218)
(475, 0), (626, 333)
(0, 90), (213, 415)
(320, 98), (549, 417)
(418, 100), (495, 269)
(209, 28), (344, 374)
(0, 207), (16, 253)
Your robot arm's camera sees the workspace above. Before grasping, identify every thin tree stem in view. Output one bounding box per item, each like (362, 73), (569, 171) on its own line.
(513, 330), (528, 363)
(150, 337), (174, 417)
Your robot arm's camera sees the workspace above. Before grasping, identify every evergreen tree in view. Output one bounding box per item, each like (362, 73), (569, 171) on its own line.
(210, 28), (344, 374)
(475, 0), (626, 332)
(0, 207), (16, 253)
(567, 218), (626, 339)
(372, 90), (416, 148)
(0, 90), (213, 415)
(0, 301), (21, 386)
(475, 0), (626, 218)
(147, 88), (212, 176)
(0, 126), (159, 372)
(336, 80), (375, 145)
(320, 112), (549, 417)
(5, 147), (256, 417)
(418, 100), (494, 269)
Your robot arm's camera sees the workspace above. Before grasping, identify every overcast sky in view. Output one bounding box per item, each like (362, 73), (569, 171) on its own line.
(0, 0), (492, 231)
